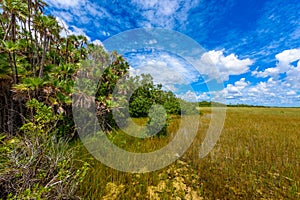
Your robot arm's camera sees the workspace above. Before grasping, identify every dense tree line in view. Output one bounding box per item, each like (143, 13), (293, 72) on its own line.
(0, 0), (91, 136)
(0, 0), (191, 135)
(0, 0), (130, 198)
(0, 0), (98, 198)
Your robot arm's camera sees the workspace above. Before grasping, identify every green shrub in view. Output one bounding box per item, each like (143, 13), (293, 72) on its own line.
(146, 104), (168, 137)
(0, 99), (89, 199)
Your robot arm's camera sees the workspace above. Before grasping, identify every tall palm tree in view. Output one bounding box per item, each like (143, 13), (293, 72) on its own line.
(38, 15), (58, 78)
(1, 0), (27, 84)
(77, 34), (88, 59)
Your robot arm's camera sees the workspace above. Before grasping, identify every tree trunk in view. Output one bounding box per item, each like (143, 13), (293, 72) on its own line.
(7, 96), (14, 136)
(33, 30), (40, 77)
(28, 0), (36, 77)
(39, 31), (49, 78)
(9, 13), (19, 84)
(65, 37), (69, 62)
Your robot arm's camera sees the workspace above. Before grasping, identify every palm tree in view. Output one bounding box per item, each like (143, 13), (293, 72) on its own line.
(1, 0), (27, 84)
(77, 34), (88, 59)
(38, 15), (58, 78)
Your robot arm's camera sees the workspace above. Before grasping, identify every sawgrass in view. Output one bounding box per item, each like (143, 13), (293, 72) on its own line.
(75, 107), (300, 199)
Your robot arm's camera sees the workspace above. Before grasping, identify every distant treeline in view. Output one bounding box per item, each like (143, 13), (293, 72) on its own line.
(198, 101), (269, 108)
(227, 104), (269, 108)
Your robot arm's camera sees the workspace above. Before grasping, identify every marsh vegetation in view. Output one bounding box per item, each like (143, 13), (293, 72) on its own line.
(76, 107), (300, 199)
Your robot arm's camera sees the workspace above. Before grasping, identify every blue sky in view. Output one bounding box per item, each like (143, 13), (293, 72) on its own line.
(45, 0), (300, 106)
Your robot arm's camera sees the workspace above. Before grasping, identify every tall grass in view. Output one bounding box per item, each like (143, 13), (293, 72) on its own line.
(75, 107), (300, 199)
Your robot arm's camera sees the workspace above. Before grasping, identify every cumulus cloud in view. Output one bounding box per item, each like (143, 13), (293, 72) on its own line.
(198, 50), (253, 81)
(222, 78), (249, 99)
(178, 90), (211, 102)
(216, 76), (299, 106)
(128, 52), (200, 91)
(252, 48), (300, 97)
(252, 67), (279, 78)
(253, 48), (300, 78)
(285, 60), (300, 89)
(178, 90), (198, 102)
(276, 48), (300, 64)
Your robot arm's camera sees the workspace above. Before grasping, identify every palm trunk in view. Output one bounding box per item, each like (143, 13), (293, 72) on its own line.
(28, 0), (36, 77)
(8, 96), (14, 135)
(10, 13), (18, 84)
(39, 31), (49, 78)
(33, 29), (40, 77)
(8, 52), (17, 84)
(65, 37), (69, 62)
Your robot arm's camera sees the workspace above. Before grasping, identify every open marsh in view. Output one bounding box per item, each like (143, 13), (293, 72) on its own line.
(76, 107), (300, 199)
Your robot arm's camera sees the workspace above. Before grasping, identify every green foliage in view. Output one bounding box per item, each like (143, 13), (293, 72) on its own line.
(128, 74), (181, 118)
(163, 91), (181, 115)
(21, 99), (57, 133)
(198, 101), (212, 107)
(179, 99), (200, 115)
(0, 99), (89, 199)
(146, 104), (168, 137)
(96, 51), (129, 98)
(0, 53), (11, 78)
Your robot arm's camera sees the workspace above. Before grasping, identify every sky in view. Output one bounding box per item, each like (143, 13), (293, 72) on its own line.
(45, 0), (300, 107)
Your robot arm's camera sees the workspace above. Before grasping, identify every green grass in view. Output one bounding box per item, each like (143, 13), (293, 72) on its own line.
(75, 107), (300, 199)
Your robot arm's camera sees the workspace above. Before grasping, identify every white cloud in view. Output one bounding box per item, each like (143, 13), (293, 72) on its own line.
(52, 11), (73, 23)
(56, 17), (90, 40)
(198, 50), (253, 81)
(45, 0), (85, 8)
(252, 67), (279, 78)
(276, 49), (300, 64)
(178, 90), (211, 102)
(131, 0), (199, 29)
(253, 48), (300, 78)
(218, 76), (299, 106)
(285, 60), (300, 89)
(146, 39), (157, 45)
(287, 91), (296, 95)
(178, 90), (198, 101)
(92, 39), (103, 46)
(177, 68), (298, 106)
(252, 48), (300, 99)
(223, 78), (249, 98)
(234, 78), (249, 89)
(127, 49), (255, 104)
(129, 52), (200, 91)
(99, 31), (110, 37)
(46, 0), (115, 46)
(46, 0), (112, 26)
(291, 27), (300, 40)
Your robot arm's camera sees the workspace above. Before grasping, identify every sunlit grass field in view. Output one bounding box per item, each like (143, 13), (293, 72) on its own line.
(75, 107), (300, 199)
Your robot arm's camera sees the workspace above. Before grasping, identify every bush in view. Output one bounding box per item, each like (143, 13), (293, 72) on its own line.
(146, 104), (168, 137)
(0, 99), (89, 199)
